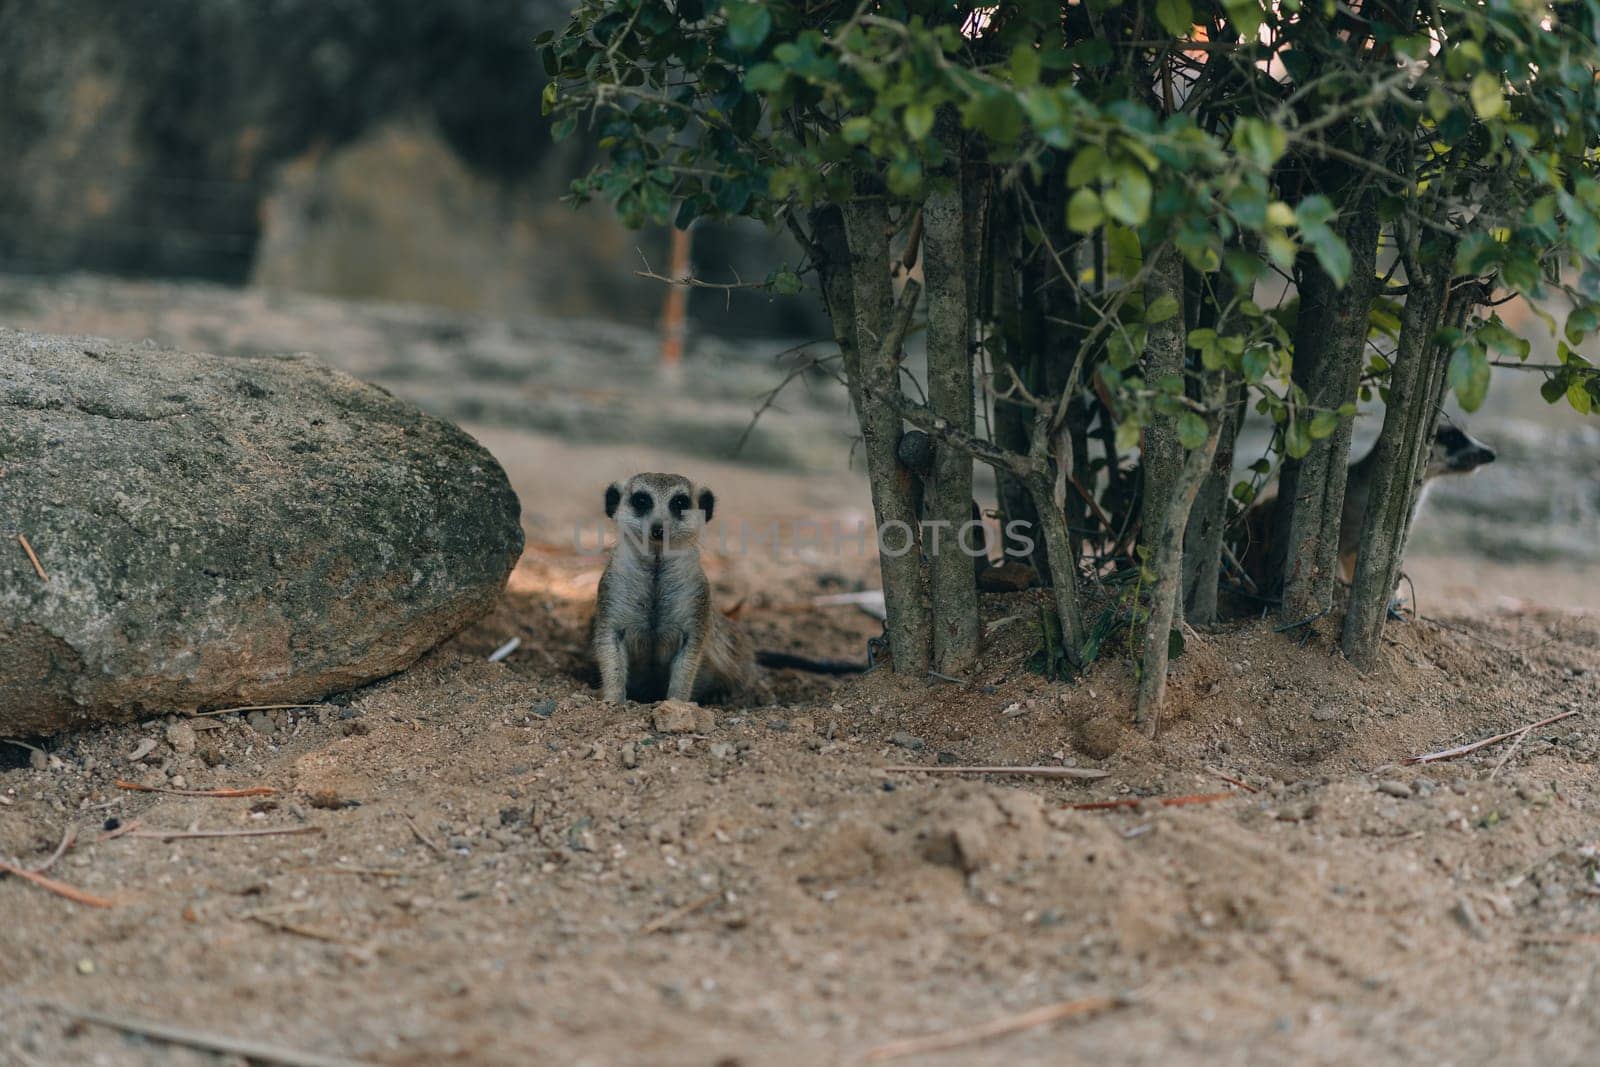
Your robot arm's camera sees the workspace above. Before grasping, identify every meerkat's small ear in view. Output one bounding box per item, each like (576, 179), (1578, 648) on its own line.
(697, 487), (716, 523)
(605, 483), (622, 518)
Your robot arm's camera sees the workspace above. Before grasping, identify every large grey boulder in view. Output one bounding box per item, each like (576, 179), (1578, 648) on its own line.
(0, 328), (523, 733)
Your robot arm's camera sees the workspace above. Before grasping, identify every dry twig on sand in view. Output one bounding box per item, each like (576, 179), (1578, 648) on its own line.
(189, 703), (323, 718)
(1063, 791), (1238, 812)
(862, 994), (1123, 1062)
(1488, 726), (1533, 780)
(640, 891), (720, 935)
(245, 913), (364, 947)
(114, 780), (277, 798)
(17, 533), (48, 581)
(402, 813), (448, 858)
(30, 827), (77, 875)
(1522, 933), (1600, 946)
(882, 765), (1110, 780)
(32, 1002), (375, 1067)
(0, 857), (114, 909)
(320, 865), (410, 879)
(126, 826), (321, 842)
(1402, 709), (1580, 766)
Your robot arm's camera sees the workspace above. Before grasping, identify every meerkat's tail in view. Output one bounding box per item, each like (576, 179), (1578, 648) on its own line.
(755, 650), (868, 675)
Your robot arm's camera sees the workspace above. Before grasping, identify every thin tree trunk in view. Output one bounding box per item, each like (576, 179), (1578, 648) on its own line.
(1025, 464), (1086, 666)
(1138, 244), (1186, 622)
(1272, 200), (1381, 617)
(840, 199), (931, 674)
(1341, 251), (1450, 665)
(922, 178), (980, 674)
(1135, 378), (1225, 734)
(1391, 282), (1476, 580)
(1181, 260), (1243, 625)
(990, 195), (1039, 567)
(1184, 375), (1245, 623)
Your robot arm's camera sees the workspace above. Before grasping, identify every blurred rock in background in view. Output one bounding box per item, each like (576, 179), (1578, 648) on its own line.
(0, 0), (825, 339)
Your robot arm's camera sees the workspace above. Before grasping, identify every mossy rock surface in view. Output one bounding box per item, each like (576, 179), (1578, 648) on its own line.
(0, 328), (522, 733)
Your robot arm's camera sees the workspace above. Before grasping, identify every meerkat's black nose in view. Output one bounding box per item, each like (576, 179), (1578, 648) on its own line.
(649, 521), (665, 540)
(1474, 445), (1496, 465)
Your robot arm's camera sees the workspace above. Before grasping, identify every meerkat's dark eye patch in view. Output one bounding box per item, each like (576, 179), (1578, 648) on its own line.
(697, 488), (715, 522)
(1437, 426), (1469, 450)
(605, 484), (621, 518)
(629, 490), (653, 514)
(669, 493), (692, 517)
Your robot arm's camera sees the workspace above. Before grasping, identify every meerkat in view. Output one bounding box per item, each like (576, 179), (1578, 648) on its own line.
(590, 472), (756, 704)
(1237, 422), (1496, 589)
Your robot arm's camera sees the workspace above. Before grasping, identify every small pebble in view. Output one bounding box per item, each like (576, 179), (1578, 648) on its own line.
(126, 738), (158, 763)
(889, 731), (924, 751)
(1376, 780), (1412, 798)
(165, 721), (197, 755)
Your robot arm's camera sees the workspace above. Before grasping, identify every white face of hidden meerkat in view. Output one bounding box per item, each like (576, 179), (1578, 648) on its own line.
(604, 472), (715, 556)
(1424, 423), (1497, 478)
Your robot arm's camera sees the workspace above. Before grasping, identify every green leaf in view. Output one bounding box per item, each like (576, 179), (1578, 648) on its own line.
(1103, 165), (1152, 226)
(1067, 188), (1104, 233)
(903, 102), (935, 141)
(768, 267), (803, 296)
(1010, 42), (1041, 87)
(1568, 379), (1593, 414)
(1156, 0), (1193, 38)
(1309, 410), (1339, 439)
(1223, 0), (1264, 37)
(962, 90), (1025, 146)
(841, 116), (873, 144)
(1232, 118), (1287, 170)
(725, 2), (772, 51)
(1265, 234), (1298, 272)
(1295, 195), (1336, 228)
(1106, 224), (1143, 279)
(1284, 420), (1311, 459)
(1470, 72), (1504, 120)
(1115, 418), (1142, 452)
(1146, 294), (1181, 324)
(1307, 231), (1351, 287)
(886, 158), (923, 197)
(1178, 411), (1209, 449)
(1242, 346), (1270, 383)
(1566, 304), (1600, 345)
(1449, 345), (1491, 412)
(746, 63), (787, 93)
(1067, 145), (1107, 188)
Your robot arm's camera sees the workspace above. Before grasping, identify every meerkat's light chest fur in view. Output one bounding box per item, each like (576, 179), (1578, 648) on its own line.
(590, 472), (754, 704)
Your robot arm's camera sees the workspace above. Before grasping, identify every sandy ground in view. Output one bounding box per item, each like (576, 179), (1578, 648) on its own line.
(2, 277), (1600, 1065)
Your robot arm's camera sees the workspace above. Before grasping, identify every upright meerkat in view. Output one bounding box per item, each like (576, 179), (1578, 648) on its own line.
(590, 472), (756, 704)
(1238, 422), (1496, 588)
